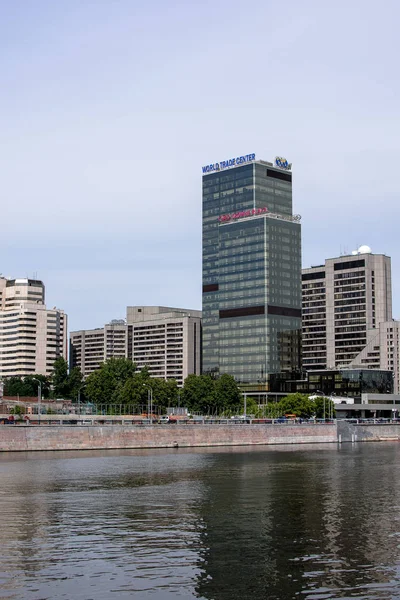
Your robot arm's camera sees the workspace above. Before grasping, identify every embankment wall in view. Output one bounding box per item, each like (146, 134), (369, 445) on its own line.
(0, 423), (337, 452)
(337, 421), (400, 443)
(3, 423), (400, 452)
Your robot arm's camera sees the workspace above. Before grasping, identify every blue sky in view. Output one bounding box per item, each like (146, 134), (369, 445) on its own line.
(1, 0), (399, 332)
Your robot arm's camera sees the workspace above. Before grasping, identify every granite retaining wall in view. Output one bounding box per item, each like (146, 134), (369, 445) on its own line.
(0, 423), (337, 452)
(337, 421), (400, 443)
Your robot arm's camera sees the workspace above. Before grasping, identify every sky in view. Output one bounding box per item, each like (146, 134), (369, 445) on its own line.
(1, 0), (399, 332)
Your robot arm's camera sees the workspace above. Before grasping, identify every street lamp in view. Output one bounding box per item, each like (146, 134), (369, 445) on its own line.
(316, 390), (326, 421)
(143, 384), (153, 425)
(32, 378), (42, 425)
(76, 386), (85, 417)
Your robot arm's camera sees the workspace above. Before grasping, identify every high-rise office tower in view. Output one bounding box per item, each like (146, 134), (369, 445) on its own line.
(202, 154), (302, 388)
(302, 248), (392, 370)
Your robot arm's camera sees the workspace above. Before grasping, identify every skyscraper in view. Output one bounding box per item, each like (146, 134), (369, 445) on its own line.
(202, 154), (302, 388)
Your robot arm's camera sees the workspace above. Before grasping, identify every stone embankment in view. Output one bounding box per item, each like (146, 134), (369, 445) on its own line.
(1, 422), (400, 452)
(0, 423), (336, 452)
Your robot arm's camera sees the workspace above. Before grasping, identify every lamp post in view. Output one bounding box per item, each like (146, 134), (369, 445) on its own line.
(143, 384), (153, 425)
(32, 378), (42, 425)
(77, 387), (85, 416)
(316, 390), (325, 421)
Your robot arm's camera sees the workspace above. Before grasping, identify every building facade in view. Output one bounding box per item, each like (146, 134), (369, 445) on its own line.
(302, 249), (392, 371)
(343, 319), (400, 394)
(70, 307), (202, 386)
(202, 155), (302, 388)
(69, 320), (127, 377)
(0, 278), (67, 377)
(126, 306), (202, 387)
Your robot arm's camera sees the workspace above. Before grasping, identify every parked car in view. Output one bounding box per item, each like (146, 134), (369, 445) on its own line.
(158, 416), (170, 424)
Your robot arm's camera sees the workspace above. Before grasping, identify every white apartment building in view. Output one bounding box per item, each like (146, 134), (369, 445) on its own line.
(302, 247), (392, 370)
(346, 320), (400, 393)
(0, 277), (67, 377)
(126, 306), (202, 387)
(70, 307), (202, 386)
(70, 320), (127, 377)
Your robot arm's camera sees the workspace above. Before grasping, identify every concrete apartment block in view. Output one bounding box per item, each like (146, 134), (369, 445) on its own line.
(347, 320), (400, 394)
(302, 249), (392, 371)
(70, 320), (127, 377)
(0, 277), (67, 377)
(70, 307), (202, 385)
(126, 306), (202, 387)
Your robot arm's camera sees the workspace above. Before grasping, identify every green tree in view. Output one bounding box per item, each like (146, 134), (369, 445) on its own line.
(26, 374), (51, 399)
(120, 378), (148, 409)
(149, 378), (179, 411)
(182, 374), (216, 414)
(85, 358), (138, 405)
(51, 358), (84, 400)
(278, 393), (314, 418)
(242, 396), (259, 417)
(312, 396), (336, 419)
(264, 402), (284, 419)
(4, 375), (51, 398)
(4, 376), (28, 397)
(52, 357), (70, 397)
(215, 374), (241, 413)
(68, 366), (85, 401)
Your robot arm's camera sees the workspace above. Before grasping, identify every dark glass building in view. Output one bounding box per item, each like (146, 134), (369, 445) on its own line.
(202, 155), (302, 389)
(285, 368), (394, 397)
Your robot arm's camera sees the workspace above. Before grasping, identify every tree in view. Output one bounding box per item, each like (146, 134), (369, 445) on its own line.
(312, 396), (336, 419)
(278, 393), (314, 418)
(52, 357), (70, 397)
(182, 374), (216, 414)
(68, 367), (85, 401)
(120, 378), (148, 408)
(4, 375), (51, 399)
(242, 396), (259, 417)
(264, 402), (284, 419)
(85, 358), (138, 405)
(51, 358), (84, 400)
(149, 378), (179, 410)
(215, 374), (241, 413)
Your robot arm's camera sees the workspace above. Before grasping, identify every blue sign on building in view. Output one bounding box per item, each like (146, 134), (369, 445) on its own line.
(202, 153), (255, 174)
(274, 156), (292, 171)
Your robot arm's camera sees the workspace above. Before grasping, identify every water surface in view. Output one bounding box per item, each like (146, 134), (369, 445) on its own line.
(1, 443), (400, 599)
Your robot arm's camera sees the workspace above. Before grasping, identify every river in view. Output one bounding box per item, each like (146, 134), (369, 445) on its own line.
(1, 443), (400, 599)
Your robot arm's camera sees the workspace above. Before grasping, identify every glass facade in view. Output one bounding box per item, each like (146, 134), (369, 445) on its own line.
(202, 160), (302, 387)
(293, 369), (394, 397)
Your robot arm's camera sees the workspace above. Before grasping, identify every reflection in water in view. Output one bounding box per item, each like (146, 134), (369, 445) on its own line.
(0, 445), (400, 599)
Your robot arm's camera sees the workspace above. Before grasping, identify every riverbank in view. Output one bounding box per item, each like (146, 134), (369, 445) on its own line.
(1, 422), (400, 452)
(0, 423), (337, 451)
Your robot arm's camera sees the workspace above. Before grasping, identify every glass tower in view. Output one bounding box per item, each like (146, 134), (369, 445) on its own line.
(202, 157), (302, 388)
